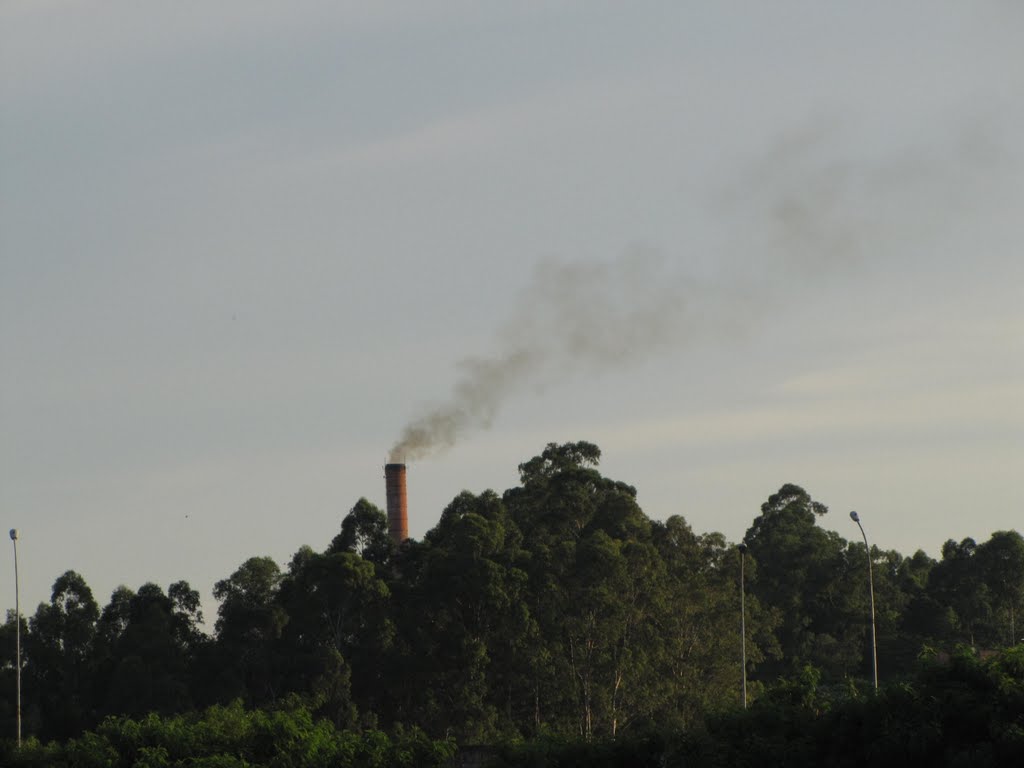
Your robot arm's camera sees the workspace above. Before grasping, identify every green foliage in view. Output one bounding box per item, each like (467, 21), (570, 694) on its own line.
(397, 490), (531, 741)
(490, 644), (1024, 767)
(23, 571), (100, 739)
(743, 484), (863, 679)
(5, 441), (1023, 755)
(0, 701), (456, 768)
(653, 519), (778, 724)
(276, 547), (394, 727)
(0, 736), (67, 768)
(499, 442), (679, 739)
(90, 581), (206, 720)
(207, 556), (288, 708)
(329, 498), (394, 567)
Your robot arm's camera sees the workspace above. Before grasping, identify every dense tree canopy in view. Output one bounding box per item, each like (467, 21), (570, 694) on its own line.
(3, 442), (1022, 755)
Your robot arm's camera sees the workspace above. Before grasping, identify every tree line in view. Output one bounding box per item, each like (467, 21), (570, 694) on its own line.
(2, 442), (1022, 748)
(5, 646), (1023, 767)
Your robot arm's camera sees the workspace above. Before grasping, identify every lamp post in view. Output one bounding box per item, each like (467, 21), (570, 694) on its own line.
(9, 528), (20, 747)
(738, 542), (748, 709)
(849, 512), (878, 690)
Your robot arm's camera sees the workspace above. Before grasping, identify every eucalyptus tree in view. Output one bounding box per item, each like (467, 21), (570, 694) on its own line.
(928, 537), (991, 647)
(389, 490), (534, 740)
(92, 581), (205, 719)
(933, 531), (1024, 648)
(329, 498), (394, 568)
(975, 531), (1024, 646)
(276, 547), (394, 728)
(502, 442), (675, 739)
(744, 484), (857, 678)
(654, 517), (779, 720)
(24, 570), (100, 739)
(208, 556), (287, 707)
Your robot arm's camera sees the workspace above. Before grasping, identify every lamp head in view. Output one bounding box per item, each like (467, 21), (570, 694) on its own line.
(849, 511), (860, 523)
(8, 529), (16, 541)
(738, 543), (748, 555)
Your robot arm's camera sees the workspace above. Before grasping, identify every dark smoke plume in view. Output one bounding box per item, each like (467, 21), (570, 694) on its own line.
(388, 121), (1012, 463)
(388, 248), (696, 462)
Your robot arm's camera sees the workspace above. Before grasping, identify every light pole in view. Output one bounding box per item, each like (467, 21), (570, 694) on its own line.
(849, 512), (878, 690)
(9, 528), (21, 747)
(738, 542), (748, 709)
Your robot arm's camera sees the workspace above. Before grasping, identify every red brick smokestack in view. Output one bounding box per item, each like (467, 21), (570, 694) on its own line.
(384, 463), (408, 543)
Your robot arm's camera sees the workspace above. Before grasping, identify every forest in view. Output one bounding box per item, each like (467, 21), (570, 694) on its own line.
(2, 441), (1023, 766)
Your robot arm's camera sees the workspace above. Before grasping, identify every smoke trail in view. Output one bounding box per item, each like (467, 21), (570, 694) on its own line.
(388, 127), (856, 464)
(388, 248), (696, 462)
(389, 121), (1014, 463)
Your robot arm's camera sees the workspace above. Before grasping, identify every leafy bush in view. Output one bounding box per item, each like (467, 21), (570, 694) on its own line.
(1, 701), (455, 768)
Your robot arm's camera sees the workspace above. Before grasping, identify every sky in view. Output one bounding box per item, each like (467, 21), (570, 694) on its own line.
(2, 1), (1022, 627)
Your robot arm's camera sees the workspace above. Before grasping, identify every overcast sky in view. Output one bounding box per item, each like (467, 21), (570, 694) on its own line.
(2, 1), (1022, 625)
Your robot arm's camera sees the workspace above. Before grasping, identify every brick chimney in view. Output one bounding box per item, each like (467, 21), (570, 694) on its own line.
(384, 463), (408, 543)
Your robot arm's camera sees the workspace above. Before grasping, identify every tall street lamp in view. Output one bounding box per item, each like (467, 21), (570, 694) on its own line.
(9, 528), (21, 747)
(849, 512), (878, 690)
(738, 542), (748, 709)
